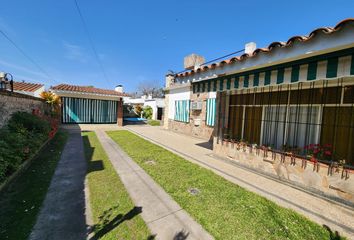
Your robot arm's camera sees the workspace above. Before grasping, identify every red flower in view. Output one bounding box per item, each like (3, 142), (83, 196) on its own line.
(325, 150), (332, 156)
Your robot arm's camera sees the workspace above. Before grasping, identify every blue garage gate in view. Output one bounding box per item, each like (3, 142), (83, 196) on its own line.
(61, 97), (118, 123)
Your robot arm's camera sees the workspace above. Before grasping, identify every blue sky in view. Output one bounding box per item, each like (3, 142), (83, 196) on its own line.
(0, 1), (353, 93)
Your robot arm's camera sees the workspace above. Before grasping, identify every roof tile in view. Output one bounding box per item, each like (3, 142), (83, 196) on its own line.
(51, 84), (125, 96)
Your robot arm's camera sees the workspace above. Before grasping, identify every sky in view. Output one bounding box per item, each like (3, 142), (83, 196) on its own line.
(0, 0), (353, 93)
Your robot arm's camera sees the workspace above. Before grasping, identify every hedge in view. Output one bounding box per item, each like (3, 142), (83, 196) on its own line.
(0, 112), (52, 183)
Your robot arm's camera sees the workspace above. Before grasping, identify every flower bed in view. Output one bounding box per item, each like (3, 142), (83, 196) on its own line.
(0, 110), (59, 184)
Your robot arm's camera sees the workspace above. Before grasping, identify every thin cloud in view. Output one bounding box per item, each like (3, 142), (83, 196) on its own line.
(0, 58), (47, 78)
(63, 41), (90, 63)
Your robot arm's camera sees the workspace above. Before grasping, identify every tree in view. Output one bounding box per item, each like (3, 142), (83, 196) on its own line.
(136, 81), (164, 98)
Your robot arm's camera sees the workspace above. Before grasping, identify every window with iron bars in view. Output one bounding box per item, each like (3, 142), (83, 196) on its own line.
(225, 79), (354, 165)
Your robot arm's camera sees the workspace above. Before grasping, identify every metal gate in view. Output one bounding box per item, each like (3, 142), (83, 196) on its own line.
(61, 97), (118, 123)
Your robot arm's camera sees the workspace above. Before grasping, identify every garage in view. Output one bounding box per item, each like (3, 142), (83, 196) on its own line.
(51, 84), (124, 125)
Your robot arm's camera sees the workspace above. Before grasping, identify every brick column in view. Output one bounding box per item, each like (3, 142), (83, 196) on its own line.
(117, 100), (123, 126)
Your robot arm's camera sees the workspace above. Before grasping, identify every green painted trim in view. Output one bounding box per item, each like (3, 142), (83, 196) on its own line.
(277, 68), (284, 84)
(213, 79), (217, 91)
(193, 84), (196, 93)
(351, 54), (354, 75)
(291, 65), (300, 83)
(234, 76), (239, 88)
(253, 72), (259, 87)
(307, 61), (318, 80)
(197, 82), (200, 92)
(264, 71), (271, 85)
(219, 79), (224, 91)
(202, 82), (205, 92)
(207, 80), (211, 92)
(201, 47), (354, 84)
(227, 78), (231, 90)
(244, 75), (249, 88)
(326, 57), (338, 78)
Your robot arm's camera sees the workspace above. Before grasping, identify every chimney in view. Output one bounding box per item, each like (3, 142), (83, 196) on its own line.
(115, 84), (123, 93)
(184, 54), (205, 70)
(245, 42), (257, 55)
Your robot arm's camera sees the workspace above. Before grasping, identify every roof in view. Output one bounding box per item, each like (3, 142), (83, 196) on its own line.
(177, 18), (354, 78)
(51, 84), (125, 97)
(13, 81), (44, 92)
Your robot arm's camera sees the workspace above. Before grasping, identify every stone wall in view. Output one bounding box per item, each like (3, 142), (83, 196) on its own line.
(213, 139), (354, 205)
(167, 91), (215, 141)
(0, 91), (49, 128)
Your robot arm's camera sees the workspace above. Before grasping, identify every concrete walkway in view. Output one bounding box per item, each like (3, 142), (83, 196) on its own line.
(95, 130), (213, 240)
(125, 125), (354, 239)
(29, 130), (89, 240)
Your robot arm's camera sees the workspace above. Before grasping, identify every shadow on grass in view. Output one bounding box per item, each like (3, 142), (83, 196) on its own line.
(323, 225), (346, 240)
(89, 206), (143, 240)
(82, 134), (105, 174)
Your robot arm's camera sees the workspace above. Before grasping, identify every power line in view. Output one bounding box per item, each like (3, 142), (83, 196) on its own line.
(175, 48), (245, 75)
(0, 29), (59, 85)
(73, 0), (112, 85)
(200, 49), (244, 66)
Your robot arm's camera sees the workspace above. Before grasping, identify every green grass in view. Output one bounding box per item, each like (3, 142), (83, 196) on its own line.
(0, 131), (68, 240)
(82, 131), (151, 240)
(107, 130), (340, 240)
(147, 120), (161, 126)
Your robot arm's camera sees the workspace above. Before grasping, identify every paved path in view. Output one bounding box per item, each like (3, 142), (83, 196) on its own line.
(29, 130), (89, 240)
(125, 125), (354, 239)
(95, 130), (213, 240)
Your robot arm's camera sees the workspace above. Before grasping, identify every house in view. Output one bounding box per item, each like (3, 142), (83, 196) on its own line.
(51, 84), (124, 125)
(124, 94), (165, 120)
(163, 18), (354, 203)
(13, 81), (45, 98)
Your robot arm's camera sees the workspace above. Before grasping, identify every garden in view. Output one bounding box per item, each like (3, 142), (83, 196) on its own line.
(108, 130), (346, 240)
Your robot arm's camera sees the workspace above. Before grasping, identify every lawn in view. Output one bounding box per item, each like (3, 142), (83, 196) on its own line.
(147, 120), (161, 126)
(0, 131), (68, 240)
(107, 130), (338, 240)
(82, 131), (151, 240)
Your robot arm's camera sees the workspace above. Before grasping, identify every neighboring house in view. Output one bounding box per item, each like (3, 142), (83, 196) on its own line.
(124, 95), (165, 120)
(13, 81), (45, 98)
(164, 19), (354, 203)
(51, 84), (125, 125)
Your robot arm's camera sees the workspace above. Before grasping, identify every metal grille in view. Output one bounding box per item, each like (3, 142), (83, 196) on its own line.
(226, 79), (354, 165)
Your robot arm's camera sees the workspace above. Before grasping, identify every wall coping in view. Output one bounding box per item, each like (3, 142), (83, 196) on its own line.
(0, 90), (45, 102)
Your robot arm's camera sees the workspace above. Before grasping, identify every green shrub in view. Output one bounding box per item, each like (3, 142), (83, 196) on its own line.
(0, 112), (51, 183)
(143, 106), (153, 119)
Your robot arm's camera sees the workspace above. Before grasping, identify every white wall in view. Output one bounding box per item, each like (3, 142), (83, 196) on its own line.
(168, 85), (191, 119)
(144, 100), (158, 120)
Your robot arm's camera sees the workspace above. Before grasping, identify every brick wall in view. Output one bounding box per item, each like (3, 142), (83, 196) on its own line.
(0, 91), (49, 128)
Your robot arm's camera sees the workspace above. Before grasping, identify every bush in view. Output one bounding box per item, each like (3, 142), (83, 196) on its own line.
(142, 106), (153, 119)
(0, 112), (52, 183)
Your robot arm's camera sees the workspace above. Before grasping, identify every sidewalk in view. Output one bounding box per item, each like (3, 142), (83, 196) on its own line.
(29, 130), (89, 240)
(95, 130), (213, 240)
(125, 125), (354, 238)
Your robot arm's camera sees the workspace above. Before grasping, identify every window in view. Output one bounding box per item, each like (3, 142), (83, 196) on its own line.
(174, 100), (190, 123)
(206, 98), (216, 126)
(262, 106), (287, 149)
(286, 106), (319, 150)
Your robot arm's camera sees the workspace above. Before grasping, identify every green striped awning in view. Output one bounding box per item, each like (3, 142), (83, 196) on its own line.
(206, 98), (216, 126)
(174, 100), (190, 122)
(62, 97), (118, 123)
(192, 49), (354, 93)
